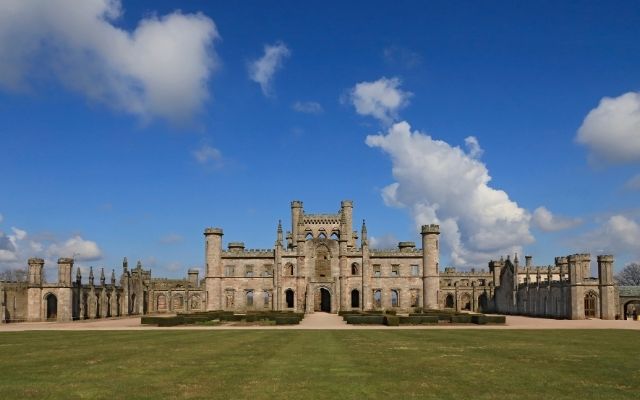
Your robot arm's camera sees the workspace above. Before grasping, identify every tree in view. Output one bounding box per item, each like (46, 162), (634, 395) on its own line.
(615, 263), (640, 286)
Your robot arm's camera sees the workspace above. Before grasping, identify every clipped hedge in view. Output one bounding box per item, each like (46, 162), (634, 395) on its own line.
(157, 316), (186, 327)
(450, 314), (472, 323)
(345, 315), (385, 325)
(484, 315), (506, 324)
(471, 315), (487, 325)
(384, 315), (400, 326)
(399, 315), (439, 325)
(273, 316), (301, 325)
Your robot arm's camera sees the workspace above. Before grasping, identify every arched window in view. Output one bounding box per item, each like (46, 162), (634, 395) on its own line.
(351, 263), (359, 275)
(330, 232), (340, 240)
(174, 294), (184, 309)
(246, 290), (254, 307)
(318, 232), (327, 239)
(351, 289), (360, 308)
(305, 232), (313, 240)
(285, 289), (294, 308)
(391, 290), (399, 308)
(584, 292), (597, 318)
(445, 293), (454, 308)
(373, 289), (382, 308)
(285, 263), (294, 276)
(461, 293), (471, 311)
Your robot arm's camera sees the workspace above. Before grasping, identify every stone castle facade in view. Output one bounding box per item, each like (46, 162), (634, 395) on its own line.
(0, 200), (622, 322)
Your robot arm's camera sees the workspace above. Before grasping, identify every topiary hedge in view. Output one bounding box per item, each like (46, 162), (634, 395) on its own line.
(450, 314), (472, 323)
(345, 315), (385, 325)
(383, 315), (400, 326)
(484, 315), (506, 324)
(399, 315), (439, 325)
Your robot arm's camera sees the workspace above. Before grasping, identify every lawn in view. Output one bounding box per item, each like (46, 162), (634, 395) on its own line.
(0, 330), (638, 399)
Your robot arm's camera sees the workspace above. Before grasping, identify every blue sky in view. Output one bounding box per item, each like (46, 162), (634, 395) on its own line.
(1, 0), (639, 278)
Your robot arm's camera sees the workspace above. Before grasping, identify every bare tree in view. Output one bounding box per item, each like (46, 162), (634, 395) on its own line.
(615, 263), (640, 286)
(0, 266), (27, 282)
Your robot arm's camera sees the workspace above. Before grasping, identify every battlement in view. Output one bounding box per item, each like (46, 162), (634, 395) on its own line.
(228, 242), (245, 251)
(370, 248), (422, 258)
(597, 255), (614, 263)
(303, 214), (341, 224)
(291, 200), (303, 208)
(421, 224), (440, 234)
(57, 257), (74, 264)
(442, 267), (490, 276)
(187, 268), (200, 274)
(204, 227), (223, 235)
(567, 253), (591, 262)
(555, 256), (568, 264)
(222, 248), (275, 258)
(28, 257), (44, 265)
(340, 200), (353, 207)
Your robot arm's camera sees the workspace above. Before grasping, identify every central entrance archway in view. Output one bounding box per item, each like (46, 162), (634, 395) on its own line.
(45, 293), (57, 321)
(320, 288), (331, 312)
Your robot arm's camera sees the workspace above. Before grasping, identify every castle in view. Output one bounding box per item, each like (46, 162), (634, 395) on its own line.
(0, 200), (624, 322)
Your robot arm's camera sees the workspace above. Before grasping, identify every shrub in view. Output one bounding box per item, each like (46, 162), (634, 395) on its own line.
(365, 310), (384, 314)
(471, 315), (487, 325)
(345, 315), (385, 325)
(384, 315), (400, 326)
(450, 314), (472, 323)
(156, 316), (185, 327)
(385, 310), (397, 315)
(274, 316), (300, 325)
(140, 316), (167, 325)
(399, 316), (438, 325)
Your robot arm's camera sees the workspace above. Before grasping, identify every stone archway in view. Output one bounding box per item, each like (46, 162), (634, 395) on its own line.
(624, 300), (640, 320)
(445, 293), (455, 309)
(460, 293), (471, 311)
(319, 288), (331, 312)
(45, 293), (57, 321)
(285, 289), (295, 308)
(351, 289), (360, 308)
(584, 292), (598, 318)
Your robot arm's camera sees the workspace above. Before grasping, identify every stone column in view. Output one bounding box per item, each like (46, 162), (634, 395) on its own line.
(598, 255), (616, 320)
(204, 228), (223, 311)
(421, 224), (440, 310)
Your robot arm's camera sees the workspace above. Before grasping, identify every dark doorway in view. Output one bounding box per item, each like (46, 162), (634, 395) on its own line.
(351, 289), (360, 308)
(320, 288), (331, 312)
(445, 294), (454, 308)
(285, 289), (294, 308)
(478, 293), (489, 313)
(45, 294), (57, 320)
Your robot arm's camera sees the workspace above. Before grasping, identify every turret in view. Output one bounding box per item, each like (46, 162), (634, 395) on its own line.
(204, 227), (223, 278)
(188, 268), (200, 288)
(340, 200), (354, 247)
(290, 201), (303, 245)
(100, 268), (105, 286)
(525, 255), (532, 268)
(76, 266), (82, 285)
(111, 269), (116, 286)
(89, 266), (95, 286)
(57, 257), (74, 287)
(555, 256), (568, 283)
(122, 257), (129, 273)
(597, 255), (616, 319)
(361, 219), (368, 247)
(597, 255), (614, 285)
(276, 220), (283, 247)
(421, 224), (440, 310)
(27, 258), (44, 287)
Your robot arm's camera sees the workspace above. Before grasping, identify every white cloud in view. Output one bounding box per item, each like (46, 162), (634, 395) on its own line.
(292, 101), (323, 114)
(464, 136), (483, 159)
(366, 121), (533, 266)
(347, 77), (412, 124)
(48, 235), (103, 261)
(577, 215), (640, 260)
(624, 174), (640, 191)
(576, 92), (640, 164)
(0, 0), (219, 123)
(248, 42), (290, 96)
(369, 234), (398, 249)
(193, 144), (223, 169)
(532, 207), (582, 232)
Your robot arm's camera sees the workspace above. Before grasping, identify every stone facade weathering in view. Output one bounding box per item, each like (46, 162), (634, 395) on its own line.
(0, 200), (622, 322)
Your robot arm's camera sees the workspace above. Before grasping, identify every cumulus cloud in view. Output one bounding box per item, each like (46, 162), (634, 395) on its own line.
(193, 144), (223, 169)
(0, 0), (219, 123)
(248, 42), (290, 96)
(292, 101), (323, 114)
(464, 136), (483, 159)
(47, 235), (102, 261)
(366, 121), (533, 266)
(576, 92), (640, 164)
(576, 215), (640, 260)
(532, 207), (582, 232)
(347, 77), (412, 125)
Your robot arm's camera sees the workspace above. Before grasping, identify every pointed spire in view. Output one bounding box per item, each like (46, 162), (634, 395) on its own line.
(361, 219), (368, 246)
(89, 266), (94, 286)
(76, 266), (81, 278)
(100, 268), (105, 285)
(111, 269), (116, 285)
(276, 220), (283, 245)
(514, 253), (519, 264)
(123, 257), (128, 271)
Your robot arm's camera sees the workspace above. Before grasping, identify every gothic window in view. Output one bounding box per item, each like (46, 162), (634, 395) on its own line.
(318, 232), (327, 239)
(373, 265), (381, 277)
(263, 290), (270, 307)
(224, 290), (234, 309)
(391, 265), (399, 276)
(373, 289), (382, 308)
(157, 294), (167, 311)
(584, 292), (597, 318)
(224, 265), (234, 277)
(330, 232), (340, 240)
(351, 263), (359, 275)
(246, 290), (254, 306)
(174, 294), (184, 309)
(305, 232), (313, 240)
(445, 293), (454, 308)
(262, 265), (273, 277)
(411, 265), (419, 276)
(245, 265), (254, 277)
(315, 245), (331, 279)
(351, 289), (360, 308)
(285, 263), (294, 276)
(391, 289), (399, 307)
(410, 289), (419, 307)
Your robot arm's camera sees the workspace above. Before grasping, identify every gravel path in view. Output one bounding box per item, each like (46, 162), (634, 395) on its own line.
(1, 313), (639, 331)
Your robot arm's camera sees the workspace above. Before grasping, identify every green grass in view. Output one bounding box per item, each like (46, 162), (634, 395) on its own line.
(0, 330), (638, 399)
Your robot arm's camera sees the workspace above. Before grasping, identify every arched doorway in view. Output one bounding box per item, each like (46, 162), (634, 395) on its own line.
(478, 293), (489, 312)
(445, 293), (454, 309)
(285, 289), (294, 308)
(624, 300), (640, 319)
(584, 292), (597, 318)
(351, 289), (360, 308)
(45, 293), (57, 320)
(319, 288), (331, 312)
(460, 293), (471, 311)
